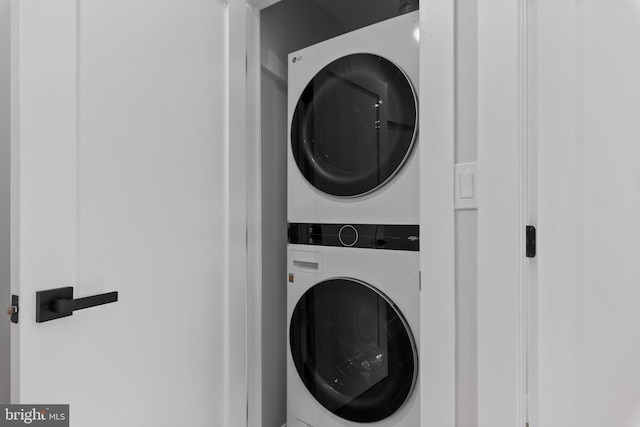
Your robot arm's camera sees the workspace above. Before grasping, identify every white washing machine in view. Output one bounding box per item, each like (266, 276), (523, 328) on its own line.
(287, 223), (420, 427)
(287, 12), (420, 225)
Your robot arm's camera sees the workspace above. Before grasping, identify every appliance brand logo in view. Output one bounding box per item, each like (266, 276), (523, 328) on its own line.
(1, 405), (68, 426)
(292, 56), (302, 63)
(408, 236), (418, 242)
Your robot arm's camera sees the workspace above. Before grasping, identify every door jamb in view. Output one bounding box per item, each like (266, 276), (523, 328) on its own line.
(237, 0), (459, 426)
(236, 0), (455, 427)
(476, 0), (530, 425)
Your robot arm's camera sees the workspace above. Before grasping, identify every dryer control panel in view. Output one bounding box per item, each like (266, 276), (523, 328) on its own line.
(288, 223), (419, 251)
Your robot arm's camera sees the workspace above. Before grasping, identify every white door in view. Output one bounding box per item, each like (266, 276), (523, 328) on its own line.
(478, 0), (640, 426)
(10, 1), (233, 425)
(534, 1), (640, 426)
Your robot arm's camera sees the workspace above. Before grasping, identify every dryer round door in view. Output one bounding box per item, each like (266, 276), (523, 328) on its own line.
(289, 278), (418, 423)
(291, 54), (418, 197)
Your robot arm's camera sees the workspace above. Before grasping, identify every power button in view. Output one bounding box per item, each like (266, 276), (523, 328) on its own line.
(338, 225), (358, 247)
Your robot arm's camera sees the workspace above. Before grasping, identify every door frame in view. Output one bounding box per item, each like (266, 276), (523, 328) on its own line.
(476, 0), (531, 426)
(235, 0), (457, 426)
(53, 0), (532, 425)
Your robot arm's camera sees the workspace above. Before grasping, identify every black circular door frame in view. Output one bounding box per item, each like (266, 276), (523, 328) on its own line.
(291, 53), (418, 198)
(289, 277), (418, 423)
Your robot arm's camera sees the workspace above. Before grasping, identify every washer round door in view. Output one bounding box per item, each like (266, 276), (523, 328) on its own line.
(291, 53), (418, 197)
(289, 278), (418, 423)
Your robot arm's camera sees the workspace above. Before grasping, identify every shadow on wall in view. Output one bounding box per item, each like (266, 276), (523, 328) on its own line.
(262, 0), (420, 71)
(0, 0), (11, 406)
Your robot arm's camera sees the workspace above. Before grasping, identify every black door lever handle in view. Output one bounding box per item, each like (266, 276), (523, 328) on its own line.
(36, 287), (119, 323)
(50, 291), (118, 314)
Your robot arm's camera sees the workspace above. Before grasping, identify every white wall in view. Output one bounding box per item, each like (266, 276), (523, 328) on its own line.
(535, 1), (640, 426)
(260, 0), (344, 81)
(476, 0), (528, 425)
(455, 0), (478, 426)
(259, 74), (288, 427)
(0, 0), (10, 405)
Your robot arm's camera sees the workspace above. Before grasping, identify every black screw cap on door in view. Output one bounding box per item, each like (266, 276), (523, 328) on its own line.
(36, 287), (119, 323)
(526, 225), (536, 258)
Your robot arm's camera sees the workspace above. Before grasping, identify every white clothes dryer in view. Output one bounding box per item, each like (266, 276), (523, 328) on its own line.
(287, 223), (420, 427)
(287, 12), (420, 225)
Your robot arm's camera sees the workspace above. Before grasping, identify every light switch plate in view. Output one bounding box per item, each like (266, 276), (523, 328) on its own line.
(455, 162), (478, 210)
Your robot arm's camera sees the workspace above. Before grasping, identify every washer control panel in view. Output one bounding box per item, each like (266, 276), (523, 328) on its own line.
(288, 223), (419, 251)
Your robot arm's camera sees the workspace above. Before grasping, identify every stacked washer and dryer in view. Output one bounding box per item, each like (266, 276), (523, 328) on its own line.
(286, 11), (420, 427)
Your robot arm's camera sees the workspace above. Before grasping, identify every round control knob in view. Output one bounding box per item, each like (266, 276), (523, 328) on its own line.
(338, 225), (358, 247)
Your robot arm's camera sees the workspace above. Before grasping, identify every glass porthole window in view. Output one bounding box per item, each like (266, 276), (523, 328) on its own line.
(291, 54), (418, 197)
(289, 278), (418, 422)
